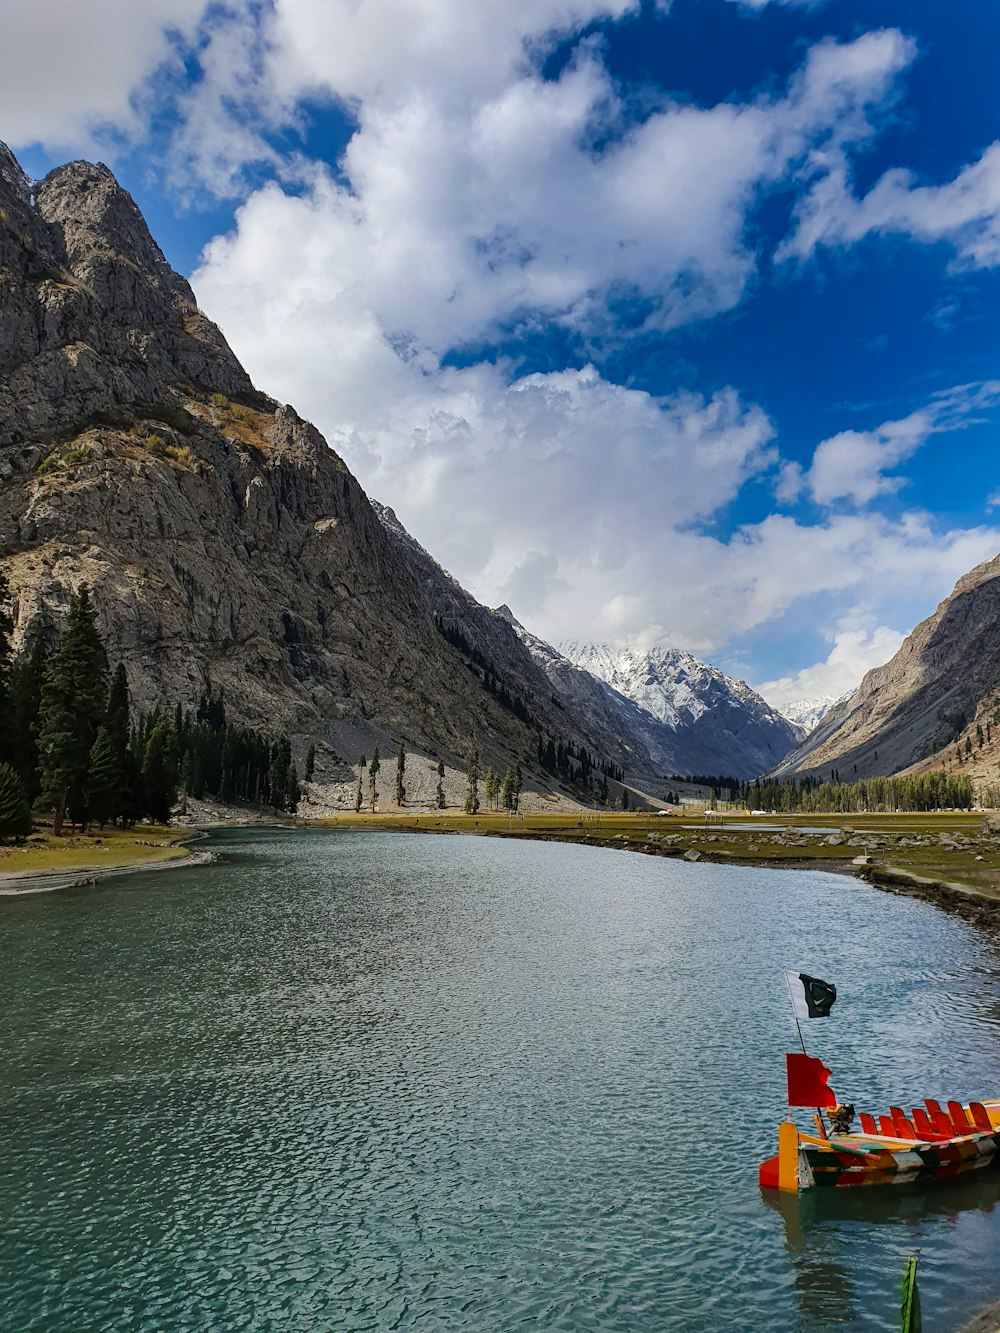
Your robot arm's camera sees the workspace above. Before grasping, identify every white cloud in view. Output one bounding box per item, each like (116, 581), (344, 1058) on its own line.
(757, 621), (905, 711)
(781, 140), (1000, 269)
(0, 0), (209, 151)
(793, 382), (1000, 508)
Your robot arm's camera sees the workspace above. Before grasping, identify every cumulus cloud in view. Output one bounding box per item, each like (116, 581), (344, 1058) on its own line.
(786, 382), (1000, 508)
(0, 0), (209, 151)
(758, 622), (905, 711)
(781, 141), (1000, 269)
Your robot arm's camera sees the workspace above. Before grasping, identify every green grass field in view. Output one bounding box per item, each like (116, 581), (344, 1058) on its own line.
(0, 825), (191, 881)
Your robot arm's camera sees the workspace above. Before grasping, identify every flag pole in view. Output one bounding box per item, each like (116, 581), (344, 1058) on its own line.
(784, 969), (808, 1056)
(784, 969), (828, 1139)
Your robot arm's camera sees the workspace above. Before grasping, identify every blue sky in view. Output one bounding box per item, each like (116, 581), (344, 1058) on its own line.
(4, 0), (1000, 709)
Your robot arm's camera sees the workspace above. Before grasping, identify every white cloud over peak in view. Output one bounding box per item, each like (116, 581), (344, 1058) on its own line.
(192, 27), (916, 354)
(758, 621), (905, 712)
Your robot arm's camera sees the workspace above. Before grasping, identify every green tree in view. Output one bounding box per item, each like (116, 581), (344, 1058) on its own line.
(500, 766), (514, 812)
(513, 764), (522, 813)
(87, 726), (121, 829)
(0, 762), (31, 842)
(436, 758), (446, 809)
(7, 635), (48, 801)
(36, 586), (109, 833)
(463, 747), (480, 814)
(395, 742), (406, 807)
(104, 663), (135, 823)
(369, 746), (381, 813)
(305, 743), (316, 783)
(483, 766), (498, 811)
(141, 718), (179, 823)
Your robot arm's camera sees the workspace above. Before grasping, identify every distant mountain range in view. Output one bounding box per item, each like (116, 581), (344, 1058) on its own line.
(550, 642), (802, 779)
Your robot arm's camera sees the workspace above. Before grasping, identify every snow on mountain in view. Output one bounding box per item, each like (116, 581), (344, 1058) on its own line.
(776, 693), (853, 734)
(548, 641), (802, 778)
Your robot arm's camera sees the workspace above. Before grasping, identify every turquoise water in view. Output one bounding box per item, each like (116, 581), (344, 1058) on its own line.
(2, 828), (1000, 1331)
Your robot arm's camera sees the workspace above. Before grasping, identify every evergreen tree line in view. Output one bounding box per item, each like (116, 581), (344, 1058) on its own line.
(0, 578), (299, 840)
(736, 771), (972, 814)
(680, 773), (742, 800)
(433, 615), (534, 726)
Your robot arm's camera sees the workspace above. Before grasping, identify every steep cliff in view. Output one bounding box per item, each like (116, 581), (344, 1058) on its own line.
(772, 553), (1000, 780)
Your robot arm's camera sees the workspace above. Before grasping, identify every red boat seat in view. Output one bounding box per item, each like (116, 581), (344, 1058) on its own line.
(860, 1112), (878, 1135)
(925, 1098), (944, 1118)
(931, 1111), (957, 1137)
(890, 1107), (918, 1139)
(912, 1107), (933, 1135)
(970, 1102), (993, 1132)
(948, 1101), (973, 1132)
(878, 1115), (896, 1136)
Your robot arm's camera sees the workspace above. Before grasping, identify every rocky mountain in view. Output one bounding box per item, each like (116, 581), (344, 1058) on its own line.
(551, 642), (801, 779)
(0, 143), (565, 788)
(772, 553), (1000, 781)
(776, 693), (850, 734)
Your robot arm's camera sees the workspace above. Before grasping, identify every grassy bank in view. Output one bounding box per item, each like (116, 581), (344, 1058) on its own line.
(0, 825), (191, 885)
(308, 809), (1000, 904)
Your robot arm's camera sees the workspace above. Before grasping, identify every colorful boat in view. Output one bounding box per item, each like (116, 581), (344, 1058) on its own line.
(760, 1088), (1000, 1192)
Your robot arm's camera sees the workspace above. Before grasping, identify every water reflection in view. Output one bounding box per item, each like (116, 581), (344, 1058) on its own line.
(764, 1169), (1000, 1328)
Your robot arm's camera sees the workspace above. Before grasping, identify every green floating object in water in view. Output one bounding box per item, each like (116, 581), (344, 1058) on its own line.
(901, 1255), (921, 1333)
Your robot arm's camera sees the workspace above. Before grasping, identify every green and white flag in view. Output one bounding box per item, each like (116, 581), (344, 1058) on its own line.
(785, 971), (837, 1019)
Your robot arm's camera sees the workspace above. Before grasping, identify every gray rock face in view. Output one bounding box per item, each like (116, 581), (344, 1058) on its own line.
(1, 151), (252, 449)
(0, 143), (557, 775)
(772, 553), (1000, 778)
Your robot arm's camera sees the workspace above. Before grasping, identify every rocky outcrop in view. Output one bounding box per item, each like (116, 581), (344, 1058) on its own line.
(773, 554), (1000, 779)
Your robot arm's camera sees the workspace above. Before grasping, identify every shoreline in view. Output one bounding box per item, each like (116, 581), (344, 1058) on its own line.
(488, 826), (1000, 929)
(0, 831), (208, 896)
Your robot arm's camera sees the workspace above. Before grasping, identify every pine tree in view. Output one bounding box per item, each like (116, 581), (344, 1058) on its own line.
(500, 766), (514, 812)
(463, 747), (480, 814)
(483, 766), (498, 811)
(395, 742), (406, 807)
(7, 634), (47, 801)
(436, 758), (445, 809)
(369, 747), (380, 813)
(36, 585), (109, 833)
(141, 718), (179, 823)
(103, 663), (134, 823)
(87, 726), (121, 829)
(305, 744), (316, 783)
(0, 762), (31, 842)
(356, 755), (366, 812)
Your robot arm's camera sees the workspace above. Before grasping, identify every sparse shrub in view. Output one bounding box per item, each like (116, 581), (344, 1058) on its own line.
(209, 392), (227, 408)
(35, 454), (60, 475)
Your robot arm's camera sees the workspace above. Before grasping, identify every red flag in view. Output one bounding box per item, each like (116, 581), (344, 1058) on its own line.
(786, 1052), (836, 1107)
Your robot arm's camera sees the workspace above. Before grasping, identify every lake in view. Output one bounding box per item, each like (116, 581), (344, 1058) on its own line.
(2, 828), (1000, 1330)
